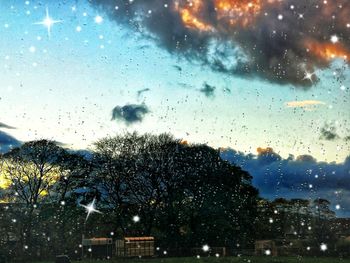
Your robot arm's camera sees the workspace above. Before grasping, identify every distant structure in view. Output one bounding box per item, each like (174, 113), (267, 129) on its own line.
(116, 237), (155, 257)
(255, 240), (277, 256)
(82, 238), (113, 259)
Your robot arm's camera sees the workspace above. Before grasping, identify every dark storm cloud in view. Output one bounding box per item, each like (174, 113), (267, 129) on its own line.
(0, 131), (21, 153)
(0, 122), (15, 129)
(91, 0), (350, 87)
(221, 148), (350, 216)
(199, 82), (216, 97)
(111, 103), (150, 124)
(320, 123), (340, 141)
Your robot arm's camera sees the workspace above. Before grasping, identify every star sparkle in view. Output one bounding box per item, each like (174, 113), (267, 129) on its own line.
(303, 71), (315, 82)
(80, 198), (102, 221)
(34, 7), (62, 38)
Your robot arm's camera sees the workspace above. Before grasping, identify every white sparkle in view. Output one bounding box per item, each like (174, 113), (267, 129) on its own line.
(265, 249), (271, 255)
(34, 7), (62, 38)
(330, 35), (339, 43)
(80, 198), (102, 221)
(29, 46), (36, 53)
(202, 244), (210, 252)
(336, 204), (341, 210)
(278, 14), (283, 20)
(303, 71), (315, 82)
(133, 215), (140, 222)
(94, 15), (103, 24)
(320, 243), (327, 251)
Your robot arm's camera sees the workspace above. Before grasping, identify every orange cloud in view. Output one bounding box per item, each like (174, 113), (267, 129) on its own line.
(305, 40), (350, 62)
(180, 140), (189, 145)
(257, 147), (274, 155)
(175, 0), (263, 31)
(214, 0), (262, 27)
(175, 0), (212, 31)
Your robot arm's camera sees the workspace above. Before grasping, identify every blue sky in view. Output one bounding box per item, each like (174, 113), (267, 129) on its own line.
(0, 0), (349, 165)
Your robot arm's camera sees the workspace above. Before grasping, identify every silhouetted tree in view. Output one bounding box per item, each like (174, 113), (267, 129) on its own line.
(92, 132), (259, 249)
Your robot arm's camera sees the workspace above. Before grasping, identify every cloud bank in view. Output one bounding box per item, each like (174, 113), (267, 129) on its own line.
(91, 0), (350, 87)
(221, 147), (350, 216)
(0, 131), (21, 154)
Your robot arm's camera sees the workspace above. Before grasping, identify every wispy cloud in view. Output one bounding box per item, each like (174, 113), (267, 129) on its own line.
(285, 100), (326, 109)
(137, 88), (150, 99)
(0, 122), (15, 129)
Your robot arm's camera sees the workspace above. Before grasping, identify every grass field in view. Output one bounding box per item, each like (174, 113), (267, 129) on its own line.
(37, 257), (350, 263)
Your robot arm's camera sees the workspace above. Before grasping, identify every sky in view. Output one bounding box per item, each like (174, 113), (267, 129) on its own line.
(0, 0), (349, 213)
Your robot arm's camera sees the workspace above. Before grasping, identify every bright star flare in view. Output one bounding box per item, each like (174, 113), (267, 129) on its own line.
(80, 198), (102, 221)
(34, 7), (62, 38)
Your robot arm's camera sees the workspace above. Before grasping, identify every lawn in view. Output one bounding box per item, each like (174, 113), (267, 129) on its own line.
(37, 257), (350, 263)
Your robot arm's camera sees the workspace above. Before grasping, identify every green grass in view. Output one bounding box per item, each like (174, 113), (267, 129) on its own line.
(36, 256), (350, 263)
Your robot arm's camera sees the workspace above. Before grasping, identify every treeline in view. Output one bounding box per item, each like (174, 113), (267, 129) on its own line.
(0, 133), (259, 261)
(0, 133), (343, 261)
